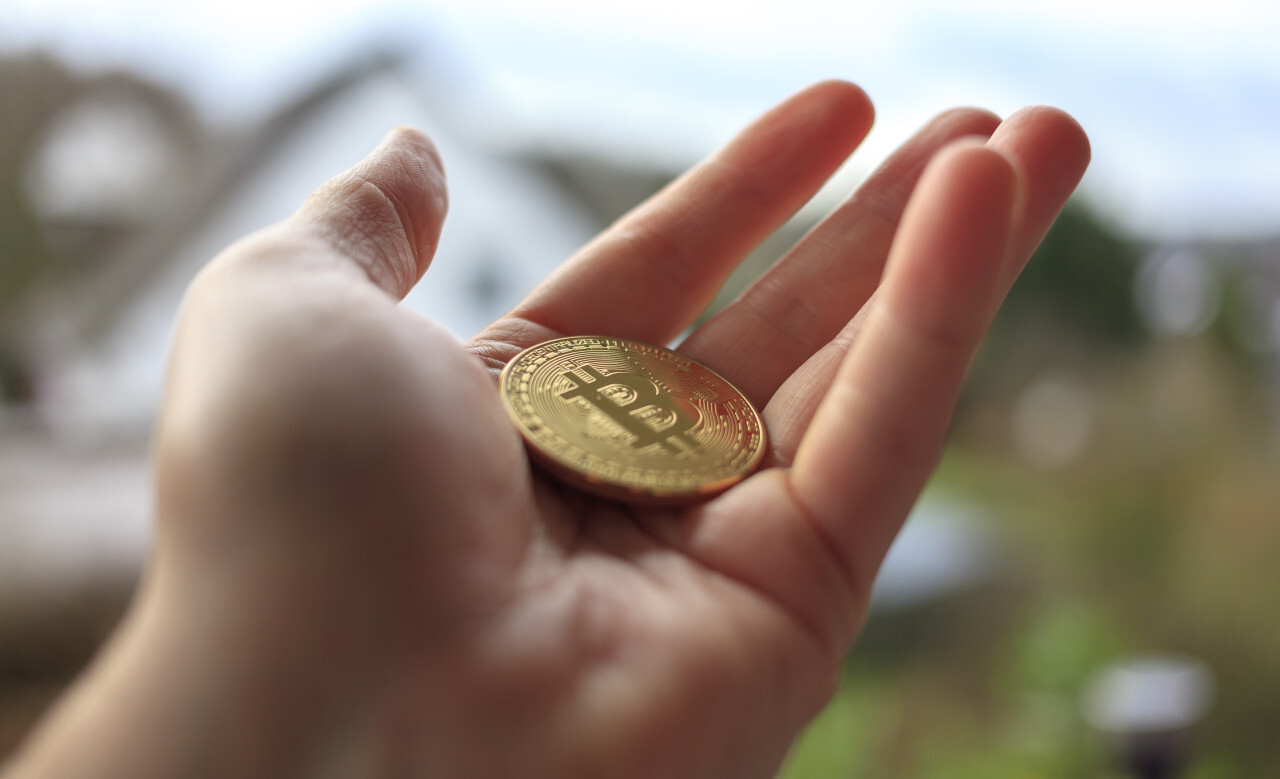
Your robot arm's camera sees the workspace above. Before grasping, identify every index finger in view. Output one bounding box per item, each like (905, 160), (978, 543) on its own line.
(470, 81), (874, 361)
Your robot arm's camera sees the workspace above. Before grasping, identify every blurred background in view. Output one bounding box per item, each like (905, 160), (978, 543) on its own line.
(1, 0), (1277, 776)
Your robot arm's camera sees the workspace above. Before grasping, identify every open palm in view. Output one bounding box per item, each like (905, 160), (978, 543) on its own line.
(9, 82), (1088, 779)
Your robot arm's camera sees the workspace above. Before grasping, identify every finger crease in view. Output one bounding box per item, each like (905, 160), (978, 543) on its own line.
(780, 469), (869, 638)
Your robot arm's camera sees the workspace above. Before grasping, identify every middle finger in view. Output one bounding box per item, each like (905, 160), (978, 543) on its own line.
(678, 107), (1001, 407)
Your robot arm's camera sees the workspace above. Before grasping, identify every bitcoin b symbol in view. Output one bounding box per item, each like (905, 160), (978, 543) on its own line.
(559, 365), (700, 454)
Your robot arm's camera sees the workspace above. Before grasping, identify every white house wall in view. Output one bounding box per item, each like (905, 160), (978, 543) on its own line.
(47, 70), (600, 442)
(3, 68), (601, 590)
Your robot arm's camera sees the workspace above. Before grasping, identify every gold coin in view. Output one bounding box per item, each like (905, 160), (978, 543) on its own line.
(499, 335), (767, 505)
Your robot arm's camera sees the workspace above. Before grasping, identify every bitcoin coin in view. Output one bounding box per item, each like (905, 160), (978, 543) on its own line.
(499, 336), (767, 505)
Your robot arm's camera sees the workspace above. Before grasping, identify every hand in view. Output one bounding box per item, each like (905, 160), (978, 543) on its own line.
(7, 81), (1088, 778)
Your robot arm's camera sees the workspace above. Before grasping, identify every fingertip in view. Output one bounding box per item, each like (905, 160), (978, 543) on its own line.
(727, 78), (875, 161)
(888, 137), (1021, 308)
(991, 105), (1091, 179)
(735, 79), (876, 152)
(295, 125), (450, 297)
(808, 79), (876, 126)
(985, 105), (1090, 265)
(382, 125), (449, 183)
(928, 106), (1003, 139)
(372, 124), (451, 238)
(926, 137), (1022, 210)
(997, 104), (1088, 144)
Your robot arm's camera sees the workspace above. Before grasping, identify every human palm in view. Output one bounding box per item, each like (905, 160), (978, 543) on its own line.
(8, 82), (1088, 779)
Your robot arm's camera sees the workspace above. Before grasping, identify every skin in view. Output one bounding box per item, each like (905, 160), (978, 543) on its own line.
(3, 81), (1089, 778)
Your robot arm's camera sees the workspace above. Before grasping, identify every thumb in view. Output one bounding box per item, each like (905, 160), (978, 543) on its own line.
(292, 125), (449, 299)
(154, 126), (452, 555)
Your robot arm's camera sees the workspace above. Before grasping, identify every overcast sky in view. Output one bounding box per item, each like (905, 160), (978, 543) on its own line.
(5, 0), (1279, 241)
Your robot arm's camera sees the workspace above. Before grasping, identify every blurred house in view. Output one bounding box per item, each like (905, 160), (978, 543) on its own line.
(1, 49), (620, 591)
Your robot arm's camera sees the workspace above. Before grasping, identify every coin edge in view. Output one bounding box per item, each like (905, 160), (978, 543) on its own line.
(497, 335), (767, 504)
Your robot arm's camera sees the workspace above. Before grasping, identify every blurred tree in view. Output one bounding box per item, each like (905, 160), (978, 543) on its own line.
(0, 51), (203, 405)
(952, 200), (1147, 449)
(0, 53), (75, 402)
(1002, 201), (1146, 346)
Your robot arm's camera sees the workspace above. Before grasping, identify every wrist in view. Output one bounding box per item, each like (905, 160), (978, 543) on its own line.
(4, 568), (374, 778)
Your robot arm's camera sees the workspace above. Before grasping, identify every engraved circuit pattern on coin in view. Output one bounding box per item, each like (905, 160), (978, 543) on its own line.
(499, 336), (767, 504)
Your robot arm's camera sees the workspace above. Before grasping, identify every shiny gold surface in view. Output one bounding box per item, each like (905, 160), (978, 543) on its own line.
(499, 336), (767, 504)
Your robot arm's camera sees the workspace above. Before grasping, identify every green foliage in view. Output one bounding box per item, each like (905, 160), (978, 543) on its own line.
(0, 52), (76, 320)
(1003, 601), (1131, 698)
(1003, 202), (1145, 345)
(781, 342), (1280, 776)
(779, 674), (879, 778)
